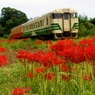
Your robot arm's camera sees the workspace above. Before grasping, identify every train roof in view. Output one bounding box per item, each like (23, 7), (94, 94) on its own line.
(52, 8), (77, 13)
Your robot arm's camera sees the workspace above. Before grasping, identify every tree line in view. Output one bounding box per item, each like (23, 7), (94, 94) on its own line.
(0, 7), (95, 38)
(79, 15), (95, 37)
(0, 7), (28, 37)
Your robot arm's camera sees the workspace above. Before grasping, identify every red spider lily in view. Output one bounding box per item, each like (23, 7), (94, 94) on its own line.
(17, 50), (65, 69)
(82, 73), (93, 81)
(11, 87), (31, 95)
(35, 68), (45, 73)
(83, 75), (88, 81)
(84, 46), (95, 61)
(58, 46), (85, 63)
(45, 72), (55, 80)
(16, 50), (31, 63)
(0, 47), (6, 52)
(7, 39), (18, 43)
(45, 40), (52, 45)
(0, 55), (9, 67)
(62, 75), (71, 81)
(78, 37), (95, 48)
(50, 39), (76, 55)
(35, 40), (43, 44)
(60, 64), (72, 72)
(11, 87), (25, 95)
(50, 38), (95, 63)
(27, 72), (34, 78)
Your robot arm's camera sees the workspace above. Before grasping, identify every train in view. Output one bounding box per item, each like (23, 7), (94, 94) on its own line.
(10, 8), (78, 40)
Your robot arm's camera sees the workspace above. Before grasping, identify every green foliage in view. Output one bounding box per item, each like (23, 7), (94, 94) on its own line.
(78, 14), (95, 37)
(89, 18), (95, 25)
(0, 7), (28, 36)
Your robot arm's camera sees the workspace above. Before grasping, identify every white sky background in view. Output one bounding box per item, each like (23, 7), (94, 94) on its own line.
(0, 0), (95, 19)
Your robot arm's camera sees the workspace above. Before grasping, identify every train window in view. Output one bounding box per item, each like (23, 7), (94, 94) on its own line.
(36, 22), (37, 28)
(42, 19), (44, 26)
(31, 24), (33, 29)
(52, 13), (62, 18)
(23, 27), (25, 31)
(26, 26), (28, 30)
(40, 20), (42, 27)
(46, 17), (48, 25)
(29, 25), (31, 29)
(38, 22), (40, 27)
(49, 16), (51, 23)
(75, 13), (78, 18)
(34, 23), (35, 29)
(71, 13), (78, 18)
(63, 13), (68, 20)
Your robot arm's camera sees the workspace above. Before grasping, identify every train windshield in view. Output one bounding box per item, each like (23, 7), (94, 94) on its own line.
(52, 13), (62, 18)
(71, 13), (78, 18)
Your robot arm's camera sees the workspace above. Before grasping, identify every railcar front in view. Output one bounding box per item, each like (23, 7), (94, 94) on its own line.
(51, 8), (78, 39)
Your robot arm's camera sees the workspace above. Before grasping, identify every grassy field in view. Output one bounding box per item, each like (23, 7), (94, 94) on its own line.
(0, 37), (95, 95)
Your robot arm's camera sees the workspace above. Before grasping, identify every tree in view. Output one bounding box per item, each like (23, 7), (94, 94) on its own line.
(89, 18), (95, 25)
(78, 14), (95, 37)
(0, 7), (28, 35)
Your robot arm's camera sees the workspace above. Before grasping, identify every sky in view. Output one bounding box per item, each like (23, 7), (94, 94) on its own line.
(0, 0), (95, 19)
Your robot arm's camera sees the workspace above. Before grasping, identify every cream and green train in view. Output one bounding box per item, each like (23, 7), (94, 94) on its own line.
(10, 8), (78, 39)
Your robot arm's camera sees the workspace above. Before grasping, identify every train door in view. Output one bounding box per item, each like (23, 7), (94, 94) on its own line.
(63, 13), (71, 36)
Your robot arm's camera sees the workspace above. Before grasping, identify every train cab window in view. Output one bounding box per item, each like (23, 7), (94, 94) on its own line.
(63, 13), (68, 20)
(75, 13), (78, 18)
(71, 13), (78, 18)
(49, 16), (51, 23)
(52, 13), (62, 18)
(40, 20), (42, 27)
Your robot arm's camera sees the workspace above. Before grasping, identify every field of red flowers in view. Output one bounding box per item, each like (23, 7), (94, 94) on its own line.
(0, 37), (95, 95)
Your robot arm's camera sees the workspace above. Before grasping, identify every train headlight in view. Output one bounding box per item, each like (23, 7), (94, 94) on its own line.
(56, 9), (59, 12)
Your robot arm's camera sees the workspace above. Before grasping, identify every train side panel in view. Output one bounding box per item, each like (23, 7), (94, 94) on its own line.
(10, 25), (23, 38)
(22, 13), (53, 38)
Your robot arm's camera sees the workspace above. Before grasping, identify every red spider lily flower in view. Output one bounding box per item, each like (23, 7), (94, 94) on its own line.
(0, 47), (6, 52)
(62, 75), (71, 81)
(27, 72), (34, 78)
(45, 72), (55, 80)
(61, 64), (69, 72)
(35, 40), (43, 44)
(11, 87), (25, 95)
(35, 68), (45, 73)
(0, 55), (9, 67)
(23, 87), (31, 93)
(83, 73), (93, 81)
(83, 75), (88, 81)
(45, 40), (52, 45)
(7, 39), (18, 43)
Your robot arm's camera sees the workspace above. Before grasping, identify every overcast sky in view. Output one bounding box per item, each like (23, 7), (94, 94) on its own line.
(0, 0), (95, 19)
